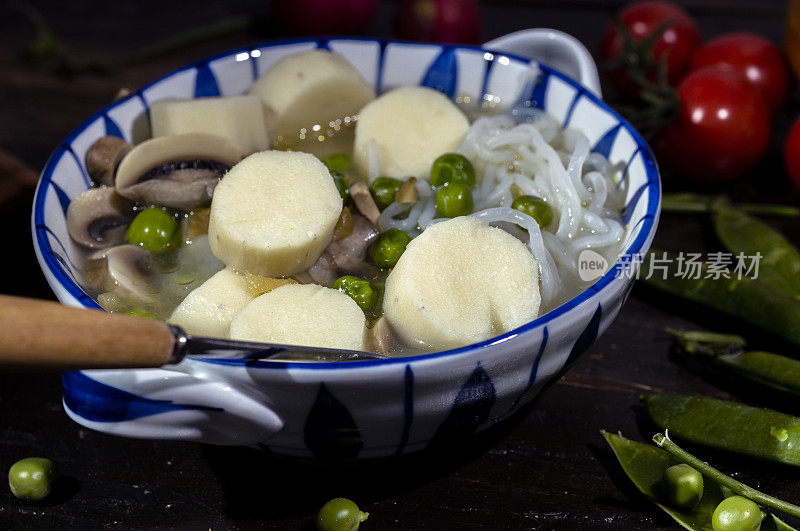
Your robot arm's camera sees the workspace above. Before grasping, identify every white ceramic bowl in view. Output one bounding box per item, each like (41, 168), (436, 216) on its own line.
(32, 33), (660, 459)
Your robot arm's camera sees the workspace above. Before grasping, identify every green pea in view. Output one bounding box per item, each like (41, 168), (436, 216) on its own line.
(323, 153), (351, 172)
(512, 195), (553, 229)
(126, 207), (181, 253)
(8, 457), (57, 501)
(435, 182), (473, 218)
(333, 276), (378, 311)
(711, 496), (764, 531)
(430, 153), (476, 187)
(330, 170), (350, 202)
(370, 177), (403, 211)
(661, 464), (703, 510)
(317, 497), (368, 531)
(369, 228), (412, 268)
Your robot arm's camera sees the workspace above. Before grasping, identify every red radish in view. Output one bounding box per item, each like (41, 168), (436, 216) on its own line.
(273, 0), (378, 36)
(394, 0), (482, 44)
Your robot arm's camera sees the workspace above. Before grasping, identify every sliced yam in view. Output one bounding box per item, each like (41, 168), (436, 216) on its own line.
(150, 96), (270, 155)
(168, 268), (250, 337)
(169, 268), (294, 337)
(228, 283), (367, 350)
(208, 150), (343, 277)
(383, 216), (541, 350)
(353, 86), (469, 180)
(248, 50), (374, 145)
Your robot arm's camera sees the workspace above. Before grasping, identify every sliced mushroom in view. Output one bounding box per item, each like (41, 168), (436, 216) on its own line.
(85, 136), (133, 186)
(85, 245), (160, 303)
(349, 180), (380, 225)
(115, 133), (243, 210)
(297, 212), (380, 287)
(66, 187), (136, 249)
(367, 316), (396, 356)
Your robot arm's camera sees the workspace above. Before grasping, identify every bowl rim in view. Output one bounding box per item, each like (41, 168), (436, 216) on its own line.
(32, 36), (661, 371)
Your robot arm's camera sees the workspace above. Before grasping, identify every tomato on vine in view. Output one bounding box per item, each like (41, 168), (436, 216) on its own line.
(600, 1), (701, 99)
(689, 32), (789, 116)
(654, 65), (770, 183)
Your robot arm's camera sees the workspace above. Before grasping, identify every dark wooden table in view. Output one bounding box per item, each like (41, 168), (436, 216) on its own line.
(1, 0), (798, 528)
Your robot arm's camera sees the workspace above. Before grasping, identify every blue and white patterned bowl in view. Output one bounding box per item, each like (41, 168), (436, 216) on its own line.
(32, 34), (660, 459)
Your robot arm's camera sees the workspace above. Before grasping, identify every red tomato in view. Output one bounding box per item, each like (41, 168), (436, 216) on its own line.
(600, 1), (701, 98)
(689, 32), (789, 117)
(655, 65), (770, 182)
(785, 117), (800, 192)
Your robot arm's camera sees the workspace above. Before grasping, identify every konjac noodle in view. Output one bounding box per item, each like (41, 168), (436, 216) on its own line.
(64, 49), (626, 357)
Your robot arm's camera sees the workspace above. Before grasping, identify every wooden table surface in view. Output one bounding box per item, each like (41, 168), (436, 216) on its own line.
(1, 0), (799, 529)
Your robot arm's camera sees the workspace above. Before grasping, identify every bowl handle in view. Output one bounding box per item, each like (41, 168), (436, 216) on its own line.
(483, 29), (602, 98)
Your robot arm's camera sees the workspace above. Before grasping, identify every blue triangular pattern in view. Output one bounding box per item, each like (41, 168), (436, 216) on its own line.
(428, 362), (496, 448)
(509, 326), (549, 411)
(529, 70), (550, 110)
(194, 63), (220, 97)
(103, 114), (123, 139)
(62, 371), (222, 423)
(304, 383), (363, 460)
(592, 124), (622, 158)
(61, 143), (92, 187)
(623, 183), (649, 224)
(479, 54), (496, 104)
(375, 41), (388, 92)
(316, 38), (330, 50)
(421, 47), (457, 98)
(615, 146), (641, 191)
(36, 224), (81, 272)
(562, 90), (584, 127)
(395, 364), (414, 455)
(565, 304), (602, 368)
(50, 181), (72, 214)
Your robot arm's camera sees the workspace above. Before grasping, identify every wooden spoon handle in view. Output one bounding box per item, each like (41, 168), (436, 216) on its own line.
(0, 295), (175, 369)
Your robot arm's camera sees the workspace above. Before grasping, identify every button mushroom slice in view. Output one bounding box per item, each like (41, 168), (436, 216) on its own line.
(367, 316), (396, 356)
(85, 136), (133, 186)
(87, 245), (161, 303)
(298, 212), (380, 286)
(66, 187), (136, 249)
(115, 133), (243, 211)
(349, 180), (381, 225)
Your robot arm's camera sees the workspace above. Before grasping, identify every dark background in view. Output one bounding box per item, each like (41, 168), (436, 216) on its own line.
(1, 0), (799, 529)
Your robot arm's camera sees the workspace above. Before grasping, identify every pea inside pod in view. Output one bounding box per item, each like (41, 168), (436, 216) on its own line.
(601, 431), (795, 531)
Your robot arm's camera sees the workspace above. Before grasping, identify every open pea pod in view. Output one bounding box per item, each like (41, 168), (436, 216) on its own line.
(602, 431), (795, 530)
(712, 199), (800, 301)
(642, 250), (800, 348)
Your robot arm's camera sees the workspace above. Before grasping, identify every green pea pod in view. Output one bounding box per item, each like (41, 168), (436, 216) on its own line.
(712, 199), (800, 301)
(642, 394), (800, 467)
(669, 329), (800, 397)
(642, 251), (800, 348)
(601, 431), (795, 531)
(660, 193), (800, 218)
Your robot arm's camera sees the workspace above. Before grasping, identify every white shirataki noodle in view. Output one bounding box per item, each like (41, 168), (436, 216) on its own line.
(379, 111), (627, 308)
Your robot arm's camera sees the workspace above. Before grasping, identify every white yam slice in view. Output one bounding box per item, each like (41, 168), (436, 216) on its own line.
(150, 96), (270, 155)
(168, 268), (253, 337)
(169, 268), (295, 337)
(208, 150), (343, 277)
(150, 96), (269, 155)
(383, 216), (541, 350)
(353, 86), (469, 180)
(249, 50), (375, 143)
(228, 283), (366, 350)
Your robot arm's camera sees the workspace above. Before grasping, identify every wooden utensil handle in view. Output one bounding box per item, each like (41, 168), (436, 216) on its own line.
(0, 295), (175, 369)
